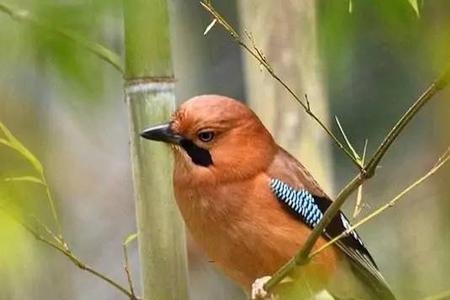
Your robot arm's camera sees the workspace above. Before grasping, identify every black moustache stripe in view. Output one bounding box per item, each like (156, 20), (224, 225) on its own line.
(179, 139), (213, 167)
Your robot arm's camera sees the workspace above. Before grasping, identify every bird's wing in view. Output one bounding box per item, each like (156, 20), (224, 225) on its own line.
(267, 148), (396, 300)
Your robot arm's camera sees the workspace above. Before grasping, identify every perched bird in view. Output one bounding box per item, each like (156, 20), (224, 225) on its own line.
(140, 95), (396, 300)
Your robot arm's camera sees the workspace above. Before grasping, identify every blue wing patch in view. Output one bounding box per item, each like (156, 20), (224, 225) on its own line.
(270, 178), (324, 227)
(269, 178), (377, 268)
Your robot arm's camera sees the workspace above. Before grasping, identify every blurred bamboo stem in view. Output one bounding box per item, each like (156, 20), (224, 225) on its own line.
(239, 0), (333, 193)
(0, 2), (123, 73)
(123, 1), (189, 300)
(200, 1), (362, 170)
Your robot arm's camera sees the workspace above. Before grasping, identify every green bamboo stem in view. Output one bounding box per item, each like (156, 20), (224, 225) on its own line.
(123, 1), (189, 300)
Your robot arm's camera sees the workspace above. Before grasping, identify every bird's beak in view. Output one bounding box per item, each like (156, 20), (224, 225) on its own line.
(140, 122), (182, 145)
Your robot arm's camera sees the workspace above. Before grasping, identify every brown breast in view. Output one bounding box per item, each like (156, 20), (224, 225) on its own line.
(173, 170), (340, 292)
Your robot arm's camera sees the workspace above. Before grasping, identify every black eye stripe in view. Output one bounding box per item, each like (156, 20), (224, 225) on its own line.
(180, 139), (213, 167)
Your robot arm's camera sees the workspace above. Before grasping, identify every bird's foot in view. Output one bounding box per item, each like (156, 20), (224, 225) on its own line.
(251, 276), (274, 300)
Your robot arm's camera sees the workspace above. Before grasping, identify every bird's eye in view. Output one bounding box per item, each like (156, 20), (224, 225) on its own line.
(197, 131), (215, 142)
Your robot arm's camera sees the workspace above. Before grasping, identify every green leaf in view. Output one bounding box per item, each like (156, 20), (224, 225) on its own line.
(123, 233), (138, 246)
(0, 122), (43, 174)
(4, 176), (45, 185)
(408, 0), (420, 17)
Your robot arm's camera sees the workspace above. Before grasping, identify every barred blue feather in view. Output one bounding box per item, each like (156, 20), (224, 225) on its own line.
(269, 178), (376, 268)
(270, 178), (324, 228)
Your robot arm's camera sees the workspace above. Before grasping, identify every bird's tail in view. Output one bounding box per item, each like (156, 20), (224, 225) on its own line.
(350, 262), (397, 300)
(328, 258), (397, 300)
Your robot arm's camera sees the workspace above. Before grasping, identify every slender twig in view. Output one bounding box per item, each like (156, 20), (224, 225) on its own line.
(365, 67), (450, 177)
(1, 122), (140, 299)
(311, 147), (450, 257)
(200, 1), (363, 170)
(353, 139), (368, 218)
(264, 65), (450, 292)
(40, 173), (65, 241)
(30, 215), (66, 248)
(123, 233), (138, 300)
(0, 2), (124, 74)
(335, 116), (362, 163)
(6, 214), (139, 300)
(263, 173), (364, 291)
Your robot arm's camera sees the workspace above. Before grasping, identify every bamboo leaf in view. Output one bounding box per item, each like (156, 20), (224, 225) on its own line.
(0, 122), (43, 174)
(123, 233), (138, 246)
(408, 0), (420, 17)
(203, 18), (217, 36)
(4, 176), (45, 185)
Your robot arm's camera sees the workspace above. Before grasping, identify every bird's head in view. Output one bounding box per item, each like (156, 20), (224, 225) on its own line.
(140, 95), (277, 184)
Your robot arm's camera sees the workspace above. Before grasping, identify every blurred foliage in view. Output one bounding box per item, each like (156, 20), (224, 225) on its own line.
(0, 0), (122, 101)
(0, 123), (56, 265)
(318, 1), (450, 299)
(0, 134), (40, 300)
(317, 0), (449, 152)
(0, 0), (449, 299)
(0, 209), (37, 300)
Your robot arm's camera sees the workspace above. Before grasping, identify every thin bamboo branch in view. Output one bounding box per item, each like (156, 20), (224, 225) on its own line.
(365, 68), (450, 176)
(200, 1), (363, 170)
(1, 121), (140, 300)
(0, 2), (123, 73)
(311, 147), (450, 257)
(264, 64), (450, 292)
(123, 233), (138, 300)
(40, 172), (64, 241)
(353, 139), (368, 218)
(5, 214), (139, 300)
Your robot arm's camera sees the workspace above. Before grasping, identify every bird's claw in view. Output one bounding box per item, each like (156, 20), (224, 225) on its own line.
(251, 276), (274, 300)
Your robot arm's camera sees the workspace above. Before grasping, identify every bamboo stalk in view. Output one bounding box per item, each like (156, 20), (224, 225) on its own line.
(123, 1), (190, 300)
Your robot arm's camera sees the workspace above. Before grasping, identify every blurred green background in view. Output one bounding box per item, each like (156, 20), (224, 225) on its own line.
(0, 0), (449, 299)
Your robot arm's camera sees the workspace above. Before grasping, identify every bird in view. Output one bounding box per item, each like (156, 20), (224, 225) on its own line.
(140, 95), (396, 300)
